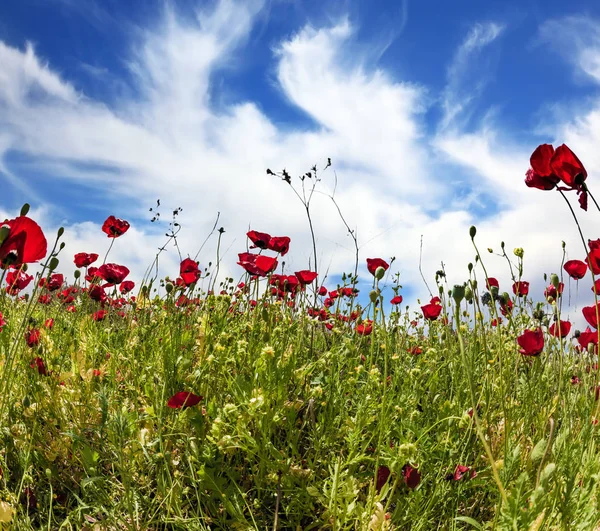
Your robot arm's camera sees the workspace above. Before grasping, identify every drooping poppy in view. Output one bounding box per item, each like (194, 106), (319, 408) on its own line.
(180, 258), (200, 286)
(525, 144), (560, 191)
(0, 216), (47, 269)
(295, 270), (318, 285)
(167, 391), (203, 409)
(564, 259), (587, 280)
(247, 230), (271, 250)
(101, 216), (130, 238)
(517, 328), (544, 356)
(551, 144), (587, 188)
(74, 252), (99, 268)
(96, 263), (130, 285)
(375, 466), (391, 492)
(268, 236), (291, 256)
(512, 281), (529, 297)
(402, 464), (421, 489)
(390, 295), (403, 305)
(366, 258), (389, 276)
(549, 320), (571, 338)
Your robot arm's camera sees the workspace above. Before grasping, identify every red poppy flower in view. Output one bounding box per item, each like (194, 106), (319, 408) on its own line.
(0, 216), (47, 268)
(421, 297), (442, 321)
(402, 464), (421, 489)
(119, 280), (135, 294)
(408, 346), (422, 355)
(86, 266), (101, 283)
(74, 252), (99, 268)
(376, 466), (391, 492)
(96, 263), (130, 285)
(571, 375), (581, 385)
(167, 391), (203, 409)
(583, 304), (600, 329)
(592, 279), (600, 294)
(525, 144), (560, 190)
(41, 273), (64, 292)
(295, 270), (318, 285)
(101, 215), (130, 238)
(318, 286), (328, 296)
(578, 327), (599, 350)
(180, 258), (200, 286)
(237, 253), (278, 276)
(491, 318), (502, 327)
(356, 320), (373, 335)
(268, 236), (291, 256)
(0, 312), (5, 332)
(247, 230), (271, 250)
(486, 277), (499, 290)
(390, 295), (403, 305)
(6, 270), (33, 293)
(450, 465), (477, 481)
(517, 328), (544, 356)
(549, 320), (571, 338)
(544, 283), (564, 300)
(88, 284), (106, 302)
(512, 281), (529, 297)
(25, 328), (41, 348)
(92, 310), (108, 321)
(30, 356), (48, 376)
(550, 144), (587, 188)
(564, 259), (587, 280)
(44, 318), (54, 329)
(588, 248), (600, 276)
(366, 258), (389, 276)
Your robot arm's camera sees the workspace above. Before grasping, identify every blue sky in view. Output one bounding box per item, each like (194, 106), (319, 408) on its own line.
(1, 0), (600, 312)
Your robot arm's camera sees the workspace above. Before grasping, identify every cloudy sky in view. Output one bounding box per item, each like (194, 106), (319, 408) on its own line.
(1, 0), (600, 316)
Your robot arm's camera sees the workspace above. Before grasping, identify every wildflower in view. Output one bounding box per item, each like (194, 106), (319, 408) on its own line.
(25, 329), (41, 348)
(0, 216), (47, 268)
(74, 252), (99, 268)
(268, 236), (290, 256)
(402, 464), (421, 489)
(512, 281), (529, 297)
(549, 320), (571, 338)
(30, 357), (48, 376)
(101, 215), (130, 238)
(318, 286), (328, 296)
(578, 327), (599, 350)
(517, 328), (544, 356)
(376, 465), (391, 492)
(421, 297), (442, 321)
(119, 280), (135, 294)
(247, 230), (271, 249)
(92, 310), (108, 321)
(180, 258), (200, 286)
(0, 312), (5, 331)
(486, 278), (499, 290)
(356, 320), (373, 335)
(96, 263), (130, 285)
(448, 464), (477, 481)
(544, 283), (564, 300)
(295, 270), (318, 285)
(237, 253), (278, 276)
(366, 258), (389, 276)
(390, 295), (403, 305)
(582, 304), (600, 329)
(5, 270), (33, 293)
(564, 259), (587, 280)
(167, 391), (203, 409)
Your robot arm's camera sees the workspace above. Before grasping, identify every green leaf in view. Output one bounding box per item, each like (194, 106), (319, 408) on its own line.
(454, 516), (484, 530)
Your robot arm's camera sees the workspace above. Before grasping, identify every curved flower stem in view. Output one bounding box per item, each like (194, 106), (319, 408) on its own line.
(103, 237), (115, 265)
(583, 183), (600, 213)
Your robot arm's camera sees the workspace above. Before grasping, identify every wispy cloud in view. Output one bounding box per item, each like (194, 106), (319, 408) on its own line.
(440, 22), (505, 130)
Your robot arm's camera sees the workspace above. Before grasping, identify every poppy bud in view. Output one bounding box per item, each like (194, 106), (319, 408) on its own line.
(74, 270), (81, 279)
(488, 248), (493, 253)
(59, 242), (65, 250)
(501, 241), (505, 249)
(469, 226), (477, 239)
(20, 203), (30, 216)
(438, 285), (444, 295)
(165, 282), (174, 294)
(551, 274), (560, 289)
(57, 227), (64, 238)
(49, 257), (59, 271)
(490, 286), (499, 298)
(369, 290), (378, 303)
(0, 225), (10, 244)
(464, 287), (473, 302)
(21, 263), (28, 272)
(500, 292), (510, 305)
(468, 262), (473, 272)
(471, 280), (477, 290)
(141, 285), (148, 296)
(375, 266), (386, 280)
(452, 284), (465, 304)
(513, 248), (524, 258)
